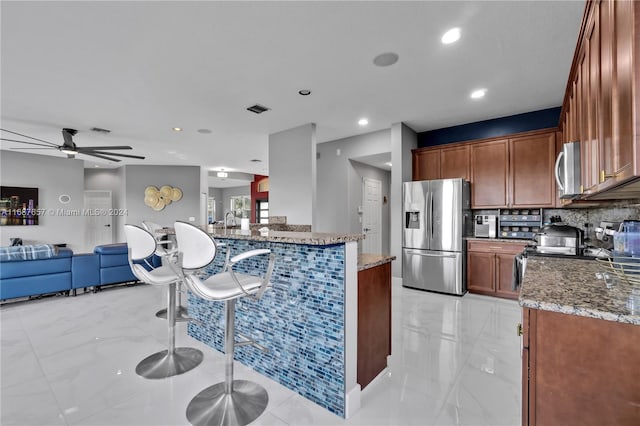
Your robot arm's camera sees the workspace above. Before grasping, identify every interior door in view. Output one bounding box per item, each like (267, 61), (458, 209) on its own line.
(84, 190), (112, 252)
(362, 177), (382, 253)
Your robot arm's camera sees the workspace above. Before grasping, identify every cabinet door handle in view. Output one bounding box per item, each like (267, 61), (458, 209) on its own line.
(517, 323), (523, 336)
(489, 246), (503, 250)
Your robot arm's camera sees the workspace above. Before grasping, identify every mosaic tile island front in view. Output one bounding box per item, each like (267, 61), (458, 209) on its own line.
(187, 231), (363, 419)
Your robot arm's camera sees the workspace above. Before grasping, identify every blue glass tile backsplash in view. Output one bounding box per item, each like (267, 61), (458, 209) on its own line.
(187, 239), (346, 417)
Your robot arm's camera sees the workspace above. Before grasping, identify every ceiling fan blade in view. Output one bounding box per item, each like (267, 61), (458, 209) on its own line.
(80, 151), (122, 162)
(83, 151), (145, 159)
(9, 147), (57, 150)
(77, 146), (133, 151)
(0, 137), (60, 148)
(0, 129), (59, 146)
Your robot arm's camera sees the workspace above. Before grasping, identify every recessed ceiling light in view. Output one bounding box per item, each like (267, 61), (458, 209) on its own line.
(217, 171), (228, 178)
(197, 129), (212, 134)
(470, 89), (487, 99)
(373, 52), (399, 67)
(358, 118), (369, 126)
(94, 165), (100, 168)
(441, 28), (461, 44)
(172, 127), (183, 132)
(298, 89), (311, 96)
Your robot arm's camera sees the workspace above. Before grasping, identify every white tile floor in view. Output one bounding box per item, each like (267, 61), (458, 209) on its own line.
(1, 279), (522, 426)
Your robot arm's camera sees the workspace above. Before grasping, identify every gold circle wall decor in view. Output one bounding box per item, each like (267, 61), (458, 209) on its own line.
(144, 185), (183, 211)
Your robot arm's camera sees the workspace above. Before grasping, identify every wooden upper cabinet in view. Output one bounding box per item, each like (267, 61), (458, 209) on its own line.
(510, 132), (556, 207)
(471, 139), (509, 208)
(412, 149), (440, 181)
(440, 145), (470, 180)
(612, 0), (635, 180)
(560, 0), (640, 198)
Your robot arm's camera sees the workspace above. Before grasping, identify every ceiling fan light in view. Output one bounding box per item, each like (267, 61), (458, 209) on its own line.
(217, 171), (228, 178)
(60, 148), (77, 155)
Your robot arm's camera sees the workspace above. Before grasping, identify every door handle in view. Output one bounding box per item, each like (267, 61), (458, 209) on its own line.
(554, 150), (564, 191)
(406, 250), (457, 259)
(104, 224), (111, 227)
(363, 227), (370, 232)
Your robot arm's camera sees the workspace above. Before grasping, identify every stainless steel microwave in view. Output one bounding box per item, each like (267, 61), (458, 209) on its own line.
(554, 141), (581, 199)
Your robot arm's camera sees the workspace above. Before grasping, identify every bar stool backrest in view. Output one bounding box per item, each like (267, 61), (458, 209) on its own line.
(174, 221), (217, 270)
(124, 224), (164, 284)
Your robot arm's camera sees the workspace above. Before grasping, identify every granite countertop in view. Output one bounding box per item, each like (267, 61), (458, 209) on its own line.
(358, 253), (396, 271)
(520, 257), (640, 325)
(208, 228), (363, 245)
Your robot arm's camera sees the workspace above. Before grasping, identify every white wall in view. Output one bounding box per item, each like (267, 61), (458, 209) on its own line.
(316, 129), (391, 236)
(118, 165), (201, 241)
(0, 151), (86, 251)
(390, 122), (417, 277)
(268, 123), (316, 226)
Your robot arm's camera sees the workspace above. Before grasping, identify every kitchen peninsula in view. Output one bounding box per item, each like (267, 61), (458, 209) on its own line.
(519, 257), (640, 425)
(186, 228), (393, 419)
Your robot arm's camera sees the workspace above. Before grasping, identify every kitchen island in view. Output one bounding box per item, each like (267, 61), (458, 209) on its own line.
(519, 257), (640, 426)
(186, 228), (383, 419)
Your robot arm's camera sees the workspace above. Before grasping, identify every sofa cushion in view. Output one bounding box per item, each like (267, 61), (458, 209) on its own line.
(0, 272), (72, 300)
(0, 248), (73, 279)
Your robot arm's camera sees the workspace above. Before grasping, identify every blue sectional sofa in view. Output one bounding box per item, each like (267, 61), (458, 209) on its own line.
(0, 247), (74, 300)
(0, 243), (161, 302)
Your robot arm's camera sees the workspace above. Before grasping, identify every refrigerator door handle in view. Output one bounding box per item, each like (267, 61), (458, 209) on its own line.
(429, 191), (434, 243)
(405, 250), (458, 259)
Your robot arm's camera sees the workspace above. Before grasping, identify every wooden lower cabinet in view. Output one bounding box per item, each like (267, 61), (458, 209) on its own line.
(467, 240), (526, 299)
(357, 262), (391, 389)
(522, 308), (640, 425)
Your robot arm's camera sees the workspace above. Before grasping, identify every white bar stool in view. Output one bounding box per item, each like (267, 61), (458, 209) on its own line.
(124, 224), (203, 379)
(174, 221), (276, 426)
(141, 220), (190, 322)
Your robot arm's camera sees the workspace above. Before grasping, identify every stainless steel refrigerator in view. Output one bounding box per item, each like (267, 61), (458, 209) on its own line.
(402, 178), (471, 295)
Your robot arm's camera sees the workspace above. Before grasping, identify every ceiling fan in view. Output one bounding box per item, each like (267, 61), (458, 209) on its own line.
(0, 128), (146, 162)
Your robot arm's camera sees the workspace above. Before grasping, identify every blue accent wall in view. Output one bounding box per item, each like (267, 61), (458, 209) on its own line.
(417, 107), (561, 148)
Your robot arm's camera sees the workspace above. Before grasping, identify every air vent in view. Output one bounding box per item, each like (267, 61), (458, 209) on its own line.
(90, 127), (111, 134)
(246, 104), (270, 114)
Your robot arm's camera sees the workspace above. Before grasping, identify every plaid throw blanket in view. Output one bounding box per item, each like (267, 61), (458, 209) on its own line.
(0, 244), (59, 262)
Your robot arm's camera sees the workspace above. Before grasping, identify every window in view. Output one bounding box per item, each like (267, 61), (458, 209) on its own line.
(257, 200), (269, 224)
(207, 198), (216, 224)
(230, 195), (251, 220)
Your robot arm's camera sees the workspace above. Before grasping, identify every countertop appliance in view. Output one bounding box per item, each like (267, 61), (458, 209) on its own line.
(474, 214), (497, 238)
(555, 141), (582, 199)
(402, 178), (471, 295)
(534, 223), (584, 255)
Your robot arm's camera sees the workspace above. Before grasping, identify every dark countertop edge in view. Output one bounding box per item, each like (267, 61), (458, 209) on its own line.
(358, 254), (396, 271)
(519, 297), (640, 325)
(209, 230), (364, 245)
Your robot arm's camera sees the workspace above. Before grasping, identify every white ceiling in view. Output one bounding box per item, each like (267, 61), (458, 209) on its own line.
(1, 1), (584, 176)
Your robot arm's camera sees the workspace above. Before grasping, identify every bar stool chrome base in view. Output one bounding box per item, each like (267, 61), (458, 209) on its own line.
(186, 379), (268, 426)
(155, 305), (190, 322)
(136, 347), (203, 380)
